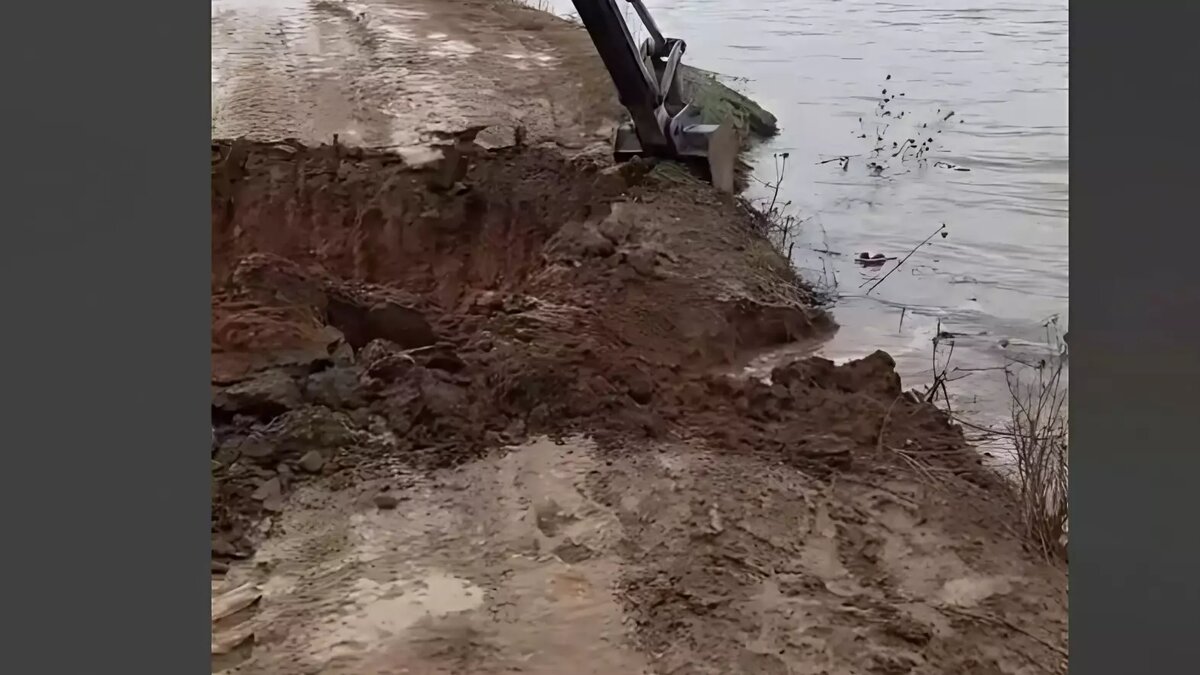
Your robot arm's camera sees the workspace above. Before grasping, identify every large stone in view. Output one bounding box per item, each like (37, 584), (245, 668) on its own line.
(297, 450), (326, 474)
(546, 221), (616, 261)
(303, 366), (366, 409)
(624, 247), (661, 278)
(597, 204), (635, 244)
(418, 374), (469, 418)
(231, 254), (328, 310)
(374, 493), (400, 510)
(359, 339), (417, 381)
(251, 477), (281, 502)
(327, 297), (437, 350)
(213, 369), (303, 417)
(271, 406), (358, 454)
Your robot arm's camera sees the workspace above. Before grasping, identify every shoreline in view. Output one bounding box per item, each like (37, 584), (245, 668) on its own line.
(210, 1), (1066, 672)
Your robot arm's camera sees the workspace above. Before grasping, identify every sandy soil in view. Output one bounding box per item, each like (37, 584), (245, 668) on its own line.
(211, 2), (1066, 673)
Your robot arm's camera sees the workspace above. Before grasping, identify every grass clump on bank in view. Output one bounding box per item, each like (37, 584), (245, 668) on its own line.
(679, 66), (779, 139)
(1007, 349), (1069, 561)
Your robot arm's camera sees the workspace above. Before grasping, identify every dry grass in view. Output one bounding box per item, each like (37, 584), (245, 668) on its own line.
(1005, 345), (1069, 562)
(928, 319), (1069, 562)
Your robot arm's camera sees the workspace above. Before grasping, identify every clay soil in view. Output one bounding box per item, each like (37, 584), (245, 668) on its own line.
(210, 2), (1065, 674)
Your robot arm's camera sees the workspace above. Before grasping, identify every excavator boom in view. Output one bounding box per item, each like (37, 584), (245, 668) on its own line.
(569, 0), (738, 191)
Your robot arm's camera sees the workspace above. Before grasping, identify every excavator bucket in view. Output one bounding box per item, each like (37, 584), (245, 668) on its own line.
(704, 121), (739, 194)
(572, 0), (741, 192)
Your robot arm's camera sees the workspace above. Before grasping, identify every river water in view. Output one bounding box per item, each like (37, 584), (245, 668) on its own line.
(544, 0), (1068, 433)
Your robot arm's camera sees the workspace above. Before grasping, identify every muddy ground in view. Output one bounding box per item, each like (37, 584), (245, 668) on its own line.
(211, 1), (1066, 673)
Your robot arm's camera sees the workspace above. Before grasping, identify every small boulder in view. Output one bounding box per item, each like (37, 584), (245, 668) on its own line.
(625, 247), (661, 277)
(213, 369), (303, 417)
(297, 450), (326, 474)
(303, 366), (366, 409)
(597, 205), (635, 244)
(374, 493), (400, 510)
(327, 296), (436, 350)
(579, 225), (617, 258)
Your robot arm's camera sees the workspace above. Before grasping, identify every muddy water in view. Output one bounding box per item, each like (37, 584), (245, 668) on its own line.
(543, 0), (1069, 431)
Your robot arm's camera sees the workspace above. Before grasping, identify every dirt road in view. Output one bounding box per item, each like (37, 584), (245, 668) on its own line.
(215, 433), (1065, 674)
(211, 2), (1066, 673)
(212, 0), (622, 151)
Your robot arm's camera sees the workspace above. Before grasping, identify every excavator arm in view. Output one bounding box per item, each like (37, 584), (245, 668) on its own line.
(569, 0), (738, 191)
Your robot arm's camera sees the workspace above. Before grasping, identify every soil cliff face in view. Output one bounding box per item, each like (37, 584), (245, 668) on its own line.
(211, 137), (838, 545)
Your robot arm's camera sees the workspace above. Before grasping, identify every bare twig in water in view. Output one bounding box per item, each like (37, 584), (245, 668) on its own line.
(923, 323), (956, 414)
(863, 223), (948, 295)
(769, 152), (789, 215)
(922, 318), (1069, 563)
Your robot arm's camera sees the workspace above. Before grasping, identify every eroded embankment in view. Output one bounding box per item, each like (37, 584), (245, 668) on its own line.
(211, 136), (840, 549)
(210, 137), (1066, 674)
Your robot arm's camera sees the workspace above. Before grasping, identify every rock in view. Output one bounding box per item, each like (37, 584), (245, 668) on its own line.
(213, 369), (303, 417)
(552, 541), (595, 564)
(327, 296), (437, 350)
(249, 475), (284, 511)
(625, 247), (661, 277)
(832, 350), (902, 399)
(297, 450), (326, 474)
(251, 477), (282, 502)
(303, 366), (366, 408)
(412, 343), (467, 374)
(418, 372), (469, 418)
(278, 406), (357, 447)
(275, 463), (293, 491)
(236, 439), (277, 463)
(367, 303), (438, 349)
(547, 221), (616, 260)
(211, 536), (239, 559)
(212, 438), (244, 466)
(470, 290), (504, 313)
(597, 205), (635, 244)
(426, 144), (469, 191)
(579, 225), (617, 258)
(360, 339), (417, 381)
(374, 493), (400, 510)
(231, 253), (328, 309)
(624, 369), (656, 405)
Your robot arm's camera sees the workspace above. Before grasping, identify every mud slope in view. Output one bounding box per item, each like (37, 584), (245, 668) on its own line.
(211, 137), (1065, 674)
(211, 136), (832, 549)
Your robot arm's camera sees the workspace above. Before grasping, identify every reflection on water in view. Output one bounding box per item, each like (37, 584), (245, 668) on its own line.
(545, 0), (1068, 428)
